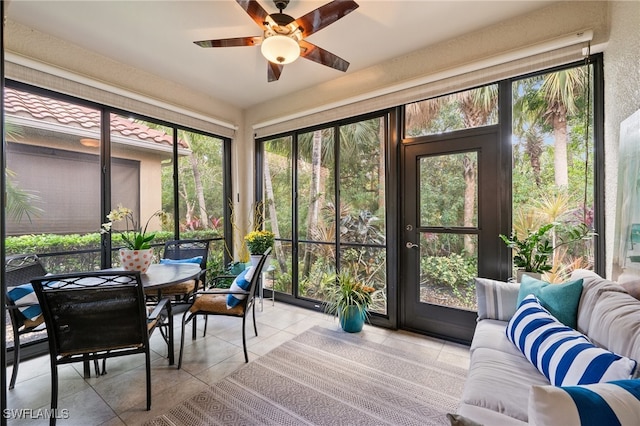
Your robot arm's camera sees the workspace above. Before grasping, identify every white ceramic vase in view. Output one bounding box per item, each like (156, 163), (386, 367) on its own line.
(119, 248), (154, 273)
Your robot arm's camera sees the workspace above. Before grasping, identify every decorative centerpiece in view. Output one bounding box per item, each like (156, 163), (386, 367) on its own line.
(323, 270), (376, 333)
(101, 205), (164, 273)
(244, 229), (275, 269)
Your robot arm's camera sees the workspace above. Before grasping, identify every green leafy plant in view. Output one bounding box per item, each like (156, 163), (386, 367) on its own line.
(101, 205), (166, 250)
(500, 222), (593, 273)
(323, 270), (375, 320)
(244, 230), (275, 255)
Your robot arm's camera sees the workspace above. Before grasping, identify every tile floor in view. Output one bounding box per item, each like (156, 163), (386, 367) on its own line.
(5, 301), (470, 425)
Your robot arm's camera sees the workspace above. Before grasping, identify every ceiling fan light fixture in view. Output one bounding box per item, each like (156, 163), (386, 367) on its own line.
(261, 34), (300, 65)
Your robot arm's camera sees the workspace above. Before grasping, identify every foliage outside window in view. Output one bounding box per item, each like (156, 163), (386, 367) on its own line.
(261, 116), (388, 314)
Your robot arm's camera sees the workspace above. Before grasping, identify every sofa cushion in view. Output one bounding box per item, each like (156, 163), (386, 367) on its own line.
(457, 403), (528, 426)
(470, 319), (523, 358)
(529, 380), (640, 426)
(506, 294), (637, 386)
(516, 275), (583, 329)
(461, 347), (548, 422)
(475, 278), (519, 321)
(571, 269), (627, 335)
(588, 290), (640, 362)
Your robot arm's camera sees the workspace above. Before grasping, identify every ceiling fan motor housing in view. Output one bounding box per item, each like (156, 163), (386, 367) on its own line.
(273, 0), (290, 11)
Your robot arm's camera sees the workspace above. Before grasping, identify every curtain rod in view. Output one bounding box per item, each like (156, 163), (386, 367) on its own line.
(252, 29), (593, 131)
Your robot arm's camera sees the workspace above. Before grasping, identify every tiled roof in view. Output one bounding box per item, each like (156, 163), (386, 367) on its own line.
(4, 87), (188, 148)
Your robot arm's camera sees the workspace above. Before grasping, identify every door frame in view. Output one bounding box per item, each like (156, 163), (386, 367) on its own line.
(399, 125), (505, 343)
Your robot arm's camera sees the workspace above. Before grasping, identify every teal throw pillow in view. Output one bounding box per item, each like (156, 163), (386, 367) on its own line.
(516, 275), (584, 329)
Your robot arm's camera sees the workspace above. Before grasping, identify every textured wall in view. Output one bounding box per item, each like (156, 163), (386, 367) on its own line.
(604, 1), (640, 278)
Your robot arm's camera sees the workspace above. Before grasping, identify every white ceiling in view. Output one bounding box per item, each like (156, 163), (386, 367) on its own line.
(6, 0), (555, 110)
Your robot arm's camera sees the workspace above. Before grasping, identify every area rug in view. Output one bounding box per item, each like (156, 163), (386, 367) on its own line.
(145, 326), (467, 426)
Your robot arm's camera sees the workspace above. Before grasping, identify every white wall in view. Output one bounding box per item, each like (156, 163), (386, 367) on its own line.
(604, 1), (640, 278)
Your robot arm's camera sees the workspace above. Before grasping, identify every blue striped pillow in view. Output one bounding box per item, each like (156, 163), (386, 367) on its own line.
(7, 283), (42, 321)
(529, 380), (640, 425)
(506, 294), (637, 386)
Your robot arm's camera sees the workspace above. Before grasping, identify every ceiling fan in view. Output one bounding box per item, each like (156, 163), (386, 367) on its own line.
(194, 0), (359, 82)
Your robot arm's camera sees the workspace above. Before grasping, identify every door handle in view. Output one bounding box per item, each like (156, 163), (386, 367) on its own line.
(406, 242), (419, 249)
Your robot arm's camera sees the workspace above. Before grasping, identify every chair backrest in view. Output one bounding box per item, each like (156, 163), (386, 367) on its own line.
(31, 271), (149, 356)
(163, 239), (210, 285)
(5, 254), (48, 289)
(243, 247), (272, 310)
(5, 255), (48, 327)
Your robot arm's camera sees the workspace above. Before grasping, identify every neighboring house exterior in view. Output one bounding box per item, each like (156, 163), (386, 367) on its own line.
(4, 87), (190, 235)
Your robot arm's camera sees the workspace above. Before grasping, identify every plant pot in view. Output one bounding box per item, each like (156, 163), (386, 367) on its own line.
(339, 305), (366, 333)
(119, 248), (154, 273)
(249, 254), (271, 274)
(516, 270), (542, 282)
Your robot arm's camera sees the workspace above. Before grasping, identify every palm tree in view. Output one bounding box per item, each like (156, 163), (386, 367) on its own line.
(457, 86), (498, 254)
(540, 67), (587, 188)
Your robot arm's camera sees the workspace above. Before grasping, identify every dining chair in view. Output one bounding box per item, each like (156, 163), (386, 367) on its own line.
(31, 271), (172, 424)
(178, 248), (271, 368)
(147, 239), (210, 302)
(4, 254), (48, 390)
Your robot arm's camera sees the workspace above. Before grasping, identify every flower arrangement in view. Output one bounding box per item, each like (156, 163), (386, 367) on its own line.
(323, 270), (376, 320)
(244, 230), (275, 255)
(101, 205), (165, 250)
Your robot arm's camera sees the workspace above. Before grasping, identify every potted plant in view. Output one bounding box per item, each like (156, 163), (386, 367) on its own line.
(244, 229), (275, 255)
(323, 270), (376, 333)
(244, 229), (275, 270)
(101, 205), (165, 273)
(500, 222), (593, 281)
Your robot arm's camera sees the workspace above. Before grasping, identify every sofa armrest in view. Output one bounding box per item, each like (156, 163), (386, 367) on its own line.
(475, 277), (520, 321)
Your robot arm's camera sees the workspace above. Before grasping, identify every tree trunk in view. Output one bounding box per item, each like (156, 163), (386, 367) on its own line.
(462, 155), (476, 254)
(263, 153), (287, 273)
(188, 152), (209, 228)
(552, 109), (569, 188)
(303, 130), (323, 277)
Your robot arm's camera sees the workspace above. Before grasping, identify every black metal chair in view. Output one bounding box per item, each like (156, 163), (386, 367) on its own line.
(5, 254), (48, 390)
(31, 271), (172, 425)
(178, 248), (271, 368)
(147, 239), (210, 302)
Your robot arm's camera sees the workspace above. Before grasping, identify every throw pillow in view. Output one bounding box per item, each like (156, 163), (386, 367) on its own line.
(620, 279), (640, 300)
(506, 294), (637, 386)
(475, 277), (520, 321)
(529, 380), (640, 426)
(7, 283), (41, 321)
(517, 274), (584, 329)
(226, 266), (255, 309)
(160, 256), (203, 265)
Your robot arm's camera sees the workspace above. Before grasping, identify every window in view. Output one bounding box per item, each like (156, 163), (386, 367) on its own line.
(260, 115), (389, 315)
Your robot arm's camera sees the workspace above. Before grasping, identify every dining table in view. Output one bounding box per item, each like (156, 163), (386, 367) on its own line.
(88, 262), (203, 372)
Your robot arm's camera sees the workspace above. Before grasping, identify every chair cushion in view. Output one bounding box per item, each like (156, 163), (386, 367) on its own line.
(506, 294), (637, 386)
(529, 380), (640, 426)
(516, 275), (584, 329)
(226, 266), (255, 309)
(7, 283), (41, 321)
(191, 294), (245, 316)
(160, 256), (203, 265)
(152, 280), (196, 296)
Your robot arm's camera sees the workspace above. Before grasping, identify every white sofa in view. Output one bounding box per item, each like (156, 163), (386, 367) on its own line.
(456, 269), (640, 425)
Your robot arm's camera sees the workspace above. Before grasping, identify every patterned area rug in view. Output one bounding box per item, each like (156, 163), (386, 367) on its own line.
(145, 326), (467, 426)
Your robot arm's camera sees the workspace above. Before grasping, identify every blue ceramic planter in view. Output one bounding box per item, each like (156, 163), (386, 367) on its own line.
(339, 306), (366, 333)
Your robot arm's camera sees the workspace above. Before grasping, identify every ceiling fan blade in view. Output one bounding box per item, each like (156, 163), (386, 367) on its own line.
(194, 36), (262, 48)
(294, 0), (359, 38)
(299, 40), (349, 72)
(268, 62), (284, 82)
(236, 0), (270, 29)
